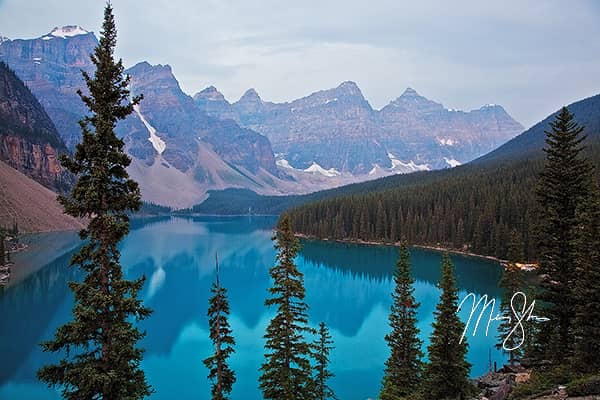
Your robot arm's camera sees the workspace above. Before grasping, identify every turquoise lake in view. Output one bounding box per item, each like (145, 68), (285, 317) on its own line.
(0, 216), (506, 400)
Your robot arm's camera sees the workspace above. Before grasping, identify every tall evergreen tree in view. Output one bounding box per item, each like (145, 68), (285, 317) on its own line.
(521, 285), (543, 361)
(311, 322), (336, 400)
(423, 254), (471, 400)
(259, 215), (314, 400)
(535, 106), (592, 362)
(204, 254), (236, 400)
(37, 4), (152, 399)
(572, 179), (600, 372)
(380, 241), (423, 400)
(496, 230), (525, 365)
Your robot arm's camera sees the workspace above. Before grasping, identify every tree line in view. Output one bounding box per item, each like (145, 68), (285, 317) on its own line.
(286, 160), (540, 261)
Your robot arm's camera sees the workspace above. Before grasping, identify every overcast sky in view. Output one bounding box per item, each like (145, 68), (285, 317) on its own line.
(1, 0), (599, 127)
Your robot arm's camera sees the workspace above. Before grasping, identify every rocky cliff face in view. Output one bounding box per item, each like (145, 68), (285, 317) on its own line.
(123, 61), (279, 176)
(195, 84), (524, 173)
(0, 27), (97, 150)
(0, 61), (70, 191)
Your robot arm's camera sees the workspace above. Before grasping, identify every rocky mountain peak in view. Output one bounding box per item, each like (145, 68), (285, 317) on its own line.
(234, 88), (266, 117)
(127, 62), (180, 95)
(401, 87), (419, 96)
(128, 61), (172, 75)
(478, 103), (504, 112)
(334, 80), (364, 98)
(239, 88), (262, 103)
(194, 85), (227, 103)
(386, 87), (444, 113)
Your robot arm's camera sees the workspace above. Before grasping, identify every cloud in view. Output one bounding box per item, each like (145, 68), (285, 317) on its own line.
(1, 0), (599, 127)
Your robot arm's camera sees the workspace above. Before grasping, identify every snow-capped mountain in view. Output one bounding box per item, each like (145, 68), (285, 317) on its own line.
(0, 26), (97, 150)
(42, 25), (90, 39)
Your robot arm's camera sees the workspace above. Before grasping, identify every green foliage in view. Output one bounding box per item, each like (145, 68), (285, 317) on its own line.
(259, 215), (314, 400)
(380, 241), (424, 400)
(204, 258), (236, 400)
(508, 372), (553, 399)
(422, 254), (472, 400)
(135, 201), (172, 216)
(567, 374), (600, 396)
(36, 4), (152, 399)
(521, 286), (544, 361)
(535, 107), (593, 363)
(311, 322), (336, 400)
(509, 366), (580, 399)
(572, 179), (600, 372)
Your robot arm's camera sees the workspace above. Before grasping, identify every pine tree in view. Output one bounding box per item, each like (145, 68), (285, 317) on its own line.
(259, 215), (314, 400)
(423, 254), (471, 400)
(37, 4), (152, 399)
(572, 179), (600, 372)
(311, 322), (336, 400)
(204, 254), (236, 400)
(496, 230), (525, 365)
(380, 241), (423, 400)
(521, 286), (543, 361)
(535, 106), (592, 362)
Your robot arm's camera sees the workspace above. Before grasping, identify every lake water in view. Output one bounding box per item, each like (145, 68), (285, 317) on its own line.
(0, 216), (506, 400)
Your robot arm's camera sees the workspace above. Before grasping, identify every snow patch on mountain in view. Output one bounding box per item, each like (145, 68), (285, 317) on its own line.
(48, 26), (89, 39)
(480, 104), (499, 110)
(134, 105), (166, 154)
(387, 152), (430, 172)
(276, 158), (294, 169)
(304, 162), (341, 177)
(437, 137), (456, 146)
(444, 157), (462, 167)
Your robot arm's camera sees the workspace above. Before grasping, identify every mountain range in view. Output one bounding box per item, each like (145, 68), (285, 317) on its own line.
(194, 83), (523, 173)
(0, 26), (523, 208)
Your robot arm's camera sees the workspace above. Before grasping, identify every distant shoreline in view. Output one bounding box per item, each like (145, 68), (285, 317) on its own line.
(160, 213), (279, 218)
(294, 233), (514, 265)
